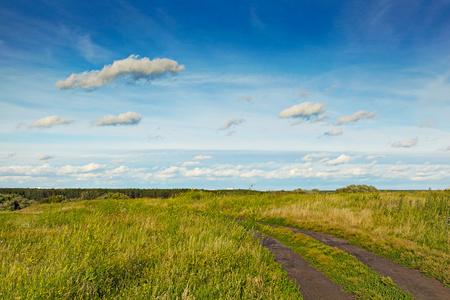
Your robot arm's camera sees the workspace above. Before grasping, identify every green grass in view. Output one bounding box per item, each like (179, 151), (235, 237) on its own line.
(0, 200), (301, 299)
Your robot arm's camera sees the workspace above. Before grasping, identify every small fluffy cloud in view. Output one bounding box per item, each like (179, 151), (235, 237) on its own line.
(29, 116), (74, 128)
(324, 129), (342, 136)
(55, 55), (184, 90)
(366, 155), (386, 160)
(279, 102), (326, 119)
(310, 114), (329, 123)
(193, 155), (212, 160)
(392, 138), (418, 148)
(302, 153), (329, 161)
(325, 154), (353, 165)
(93, 111), (142, 126)
(419, 120), (436, 128)
(335, 111), (377, 125)
(236, 95), (252, 102)
(38, 153), (54, 161)
(219, 118), (245, 130)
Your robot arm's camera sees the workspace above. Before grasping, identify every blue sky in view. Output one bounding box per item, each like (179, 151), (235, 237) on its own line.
(1, 0), (449, 190)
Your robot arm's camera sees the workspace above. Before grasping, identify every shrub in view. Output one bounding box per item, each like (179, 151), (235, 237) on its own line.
(336, 184), (378, 193)
(97, 192), (130, 200)
(0, 193), (37, 211)
(41, 195), (67, 204)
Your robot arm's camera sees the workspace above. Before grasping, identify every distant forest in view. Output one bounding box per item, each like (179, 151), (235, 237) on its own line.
(0, 188), (194, 202)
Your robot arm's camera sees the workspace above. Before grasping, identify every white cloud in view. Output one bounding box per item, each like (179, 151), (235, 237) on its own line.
(0, 164), (55, 176)
(193, 155), (212, 160)
(93, 111), (142, 126)
(183, 167), (214, 177)
(55, 55), (184, 90)
(28, 116), (74, 128)
(446, 146), (450, 151)
(279, 102), (326, 119)
(15, 122), (24, 129)
(310, 114), (330, 123)
(302, 153), (330, 161)
(325, 154), (353, 165)
(392, 138), (418, 148)
(236, 95), (252, 102)
(58, 163), (106, 174)
(324, 129), (343, 136)
(153, 166), (182, 179)
(419, 120), (437, 128)
(38, 153), (54, 161)
(366, 155), (386, 160)
(219, 118), (245, 130)
(160, 166), (180, 174)
(335, 110), (377, 125)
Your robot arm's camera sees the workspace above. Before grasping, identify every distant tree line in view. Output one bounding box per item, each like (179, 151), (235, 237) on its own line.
(0, 188), (192, 211)
(0, 188), (190, 202)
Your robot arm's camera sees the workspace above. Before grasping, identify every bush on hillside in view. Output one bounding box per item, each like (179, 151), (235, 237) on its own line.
(98, 192), (130, 200)
(0, 194), (37, 211)
(336, 184), (378, 193)
(292, 188), (320, 194)
(41, 195), (67, 203)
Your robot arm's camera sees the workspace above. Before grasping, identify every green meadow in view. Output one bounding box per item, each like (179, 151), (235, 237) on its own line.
(0, 189), (448, 299)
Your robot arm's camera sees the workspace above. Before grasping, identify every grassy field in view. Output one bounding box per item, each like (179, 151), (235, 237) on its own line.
(1, 189), (448, 299)
(0, 199), (300, 299)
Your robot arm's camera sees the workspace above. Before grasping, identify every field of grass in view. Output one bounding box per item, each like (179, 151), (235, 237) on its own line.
(0, 199), (300, 299)
(1, 189), (448, 299)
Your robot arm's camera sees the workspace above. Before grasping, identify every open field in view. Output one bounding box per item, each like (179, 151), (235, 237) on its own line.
(1, 189), (449, 299)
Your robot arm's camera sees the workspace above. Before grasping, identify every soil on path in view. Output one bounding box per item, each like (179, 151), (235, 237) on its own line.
(283, 226), (450, 300)
(254, 231), (354, 300)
